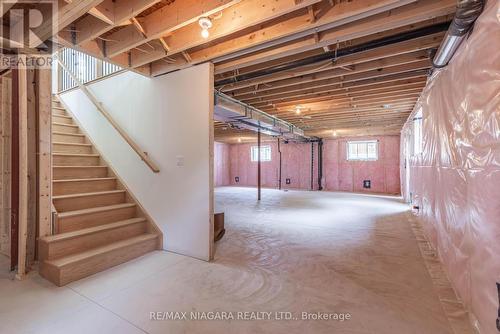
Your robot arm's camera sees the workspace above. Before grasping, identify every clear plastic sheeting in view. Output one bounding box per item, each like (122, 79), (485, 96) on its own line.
(400, 2), (499, 333)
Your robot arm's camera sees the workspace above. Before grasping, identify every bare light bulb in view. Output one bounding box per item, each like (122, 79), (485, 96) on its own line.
(201, 28), (209, 39)
(238, 138), (242, 143)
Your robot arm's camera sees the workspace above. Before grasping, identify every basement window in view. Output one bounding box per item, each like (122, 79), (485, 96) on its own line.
(347, 140), (378, 161)
(251, 145), (272, 162)
(413, 110), (423, 155)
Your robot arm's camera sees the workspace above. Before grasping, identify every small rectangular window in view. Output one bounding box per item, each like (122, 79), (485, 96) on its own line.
(347, 140), (378, 161)
(413, 110), (423, 155)
(251, 145), (271, 162)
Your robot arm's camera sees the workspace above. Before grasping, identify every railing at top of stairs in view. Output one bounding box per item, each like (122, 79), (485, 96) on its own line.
(56, 58), (160, 173)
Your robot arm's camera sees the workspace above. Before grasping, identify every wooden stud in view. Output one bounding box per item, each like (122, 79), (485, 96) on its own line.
(37, 68), (52, 240)
(16, 55), (28, 279)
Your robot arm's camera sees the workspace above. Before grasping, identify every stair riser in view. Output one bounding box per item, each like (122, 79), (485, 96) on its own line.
(52, 108), (66, 116)
(53, 124), (79, 134)
(57, 206), (137, 233)
(53, 144), (92, 154)
(53, 133), (84, 144)
(54, 192), (126, 212)
(53, 155), (100, 166)
(52, 115), (73, 124)
(39, 221), (147, 260)
(53, 167), (108, 180)
(53, 179), (116, 196)
(40, 236), (157, 286)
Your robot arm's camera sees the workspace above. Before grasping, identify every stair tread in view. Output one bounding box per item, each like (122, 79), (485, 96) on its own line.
(54, 165), (107, 168)
(53, 153), (99, 157)
(53, 114), (71, 118)
(41, 218), (146, 243)
(45, 234), (157, 267)
(58, 202), (135, 218)
(53, 131), (85, 137)
(53, 177), (115, 183)
(53, 142), (92, 146)
(53, 122), (78, 127)
(52, 106), (65, 110)
(53, 189), (125, 200)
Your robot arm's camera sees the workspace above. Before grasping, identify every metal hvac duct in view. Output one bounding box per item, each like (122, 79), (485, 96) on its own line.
(214, 91), (308, 141)
(432, 0), (484, 68)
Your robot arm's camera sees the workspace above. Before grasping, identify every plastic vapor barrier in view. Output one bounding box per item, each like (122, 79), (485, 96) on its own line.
(400, 1), (499, 333)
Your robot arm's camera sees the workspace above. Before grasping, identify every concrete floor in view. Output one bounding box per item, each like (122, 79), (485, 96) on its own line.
(0, 187), (461, 334)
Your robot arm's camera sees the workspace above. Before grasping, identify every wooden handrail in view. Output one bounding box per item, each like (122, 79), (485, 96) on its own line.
(57, 58), (160, 173)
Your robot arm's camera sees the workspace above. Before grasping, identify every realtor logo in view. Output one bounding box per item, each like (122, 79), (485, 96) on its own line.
(0, 0), (57, 52)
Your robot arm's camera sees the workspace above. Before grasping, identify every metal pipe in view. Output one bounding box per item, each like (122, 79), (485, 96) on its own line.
(277, 138), (282, 190)
(216, 23), (449, 87)
(310, 142), (314, 191)
(318, 139), (323, 191)
(432, 0), (484, 68)
(257, 129), (261, 201)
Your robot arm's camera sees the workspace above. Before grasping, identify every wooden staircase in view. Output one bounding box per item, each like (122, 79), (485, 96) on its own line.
(39, 97), (161, 286)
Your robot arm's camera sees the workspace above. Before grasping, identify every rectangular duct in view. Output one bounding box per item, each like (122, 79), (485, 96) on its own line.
(214, 91), (308, 141)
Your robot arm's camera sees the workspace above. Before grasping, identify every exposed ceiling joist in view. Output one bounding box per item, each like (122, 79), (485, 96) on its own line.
(208, 0), (455, 75)
(104, 0), (243, 59)
(151, 0), (424, 76)
(36, 0), (105, 45)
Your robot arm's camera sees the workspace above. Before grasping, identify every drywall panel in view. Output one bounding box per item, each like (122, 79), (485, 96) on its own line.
(400, 2), (499, 332)
(60, 63), (214, 261)
(323, 135), (401, 194)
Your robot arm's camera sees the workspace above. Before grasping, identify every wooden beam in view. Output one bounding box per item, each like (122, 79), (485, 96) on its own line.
(88, 0), (115, 25)
(0, 75), (12, 257)
(10, 69), (19, 271)
(206, 0), (455, 75)
(223, 43), (437, 94)
(214, 15), (449, 81)
(181, 51), (192, 63)
(26, 68), (37, 267)
(125, 0), (322, 67)
(36, 0), (105, 45)
(60, 0), (162, 46)
(37, 69), (52, 240)
(239, 61), (431, 103)
(131, 17), (147, 38)
(256, 76), (427, 109)
(105, 0), (242, 58)
(16, 55), (28, 279)
(150, 0), (431, 75)
(159, 37), (170, 53)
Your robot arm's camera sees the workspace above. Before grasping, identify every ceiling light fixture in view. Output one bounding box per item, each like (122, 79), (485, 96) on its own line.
(198, 17), (213, 39)
(295, 105), (303, 114)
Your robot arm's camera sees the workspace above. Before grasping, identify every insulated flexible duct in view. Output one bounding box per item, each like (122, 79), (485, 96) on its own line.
(432, 0), (485, 68)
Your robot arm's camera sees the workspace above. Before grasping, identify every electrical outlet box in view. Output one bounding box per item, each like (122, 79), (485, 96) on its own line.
(286, 178), (291, 185)
(235, 177), (239, 183)
(363, 180), (371, 189)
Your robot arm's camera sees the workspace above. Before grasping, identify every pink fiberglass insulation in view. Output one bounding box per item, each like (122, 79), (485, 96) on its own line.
(226, 141), (319, 190)
(216, 135), (399, 194)
(214, 142), (230, 186)
(400, 2), (499, 333)
(323, 135), (401, 194)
